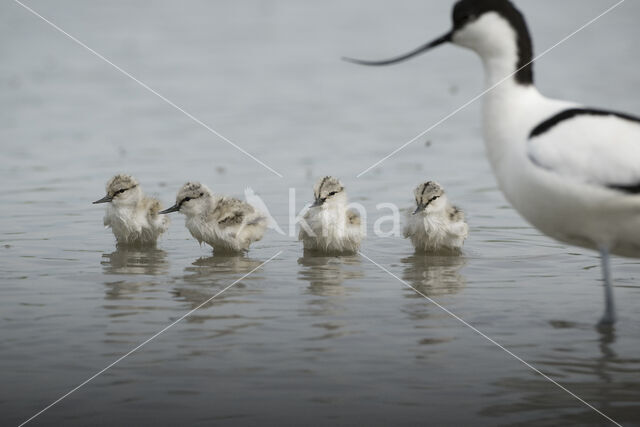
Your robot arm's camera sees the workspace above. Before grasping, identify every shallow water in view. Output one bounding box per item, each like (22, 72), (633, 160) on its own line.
(2, 0), (640, 425)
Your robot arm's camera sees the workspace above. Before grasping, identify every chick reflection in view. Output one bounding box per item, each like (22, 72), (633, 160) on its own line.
(175, 255), (265, 314)
(101, 247), (169, 276)
(101, 248), (169, 300)
(298, 252), (364, 297)
(298, 253), (364, 340)
(401, 254), (466, 298)
(183, 254), (263, 284)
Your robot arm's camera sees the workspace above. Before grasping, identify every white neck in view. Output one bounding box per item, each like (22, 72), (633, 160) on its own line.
(479, 62), (578, 213)
(482, 57), (521, 88)
(450, 11), (579, 206)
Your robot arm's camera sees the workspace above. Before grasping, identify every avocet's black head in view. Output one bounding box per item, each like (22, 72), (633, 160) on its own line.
(344, 0), (534, 85)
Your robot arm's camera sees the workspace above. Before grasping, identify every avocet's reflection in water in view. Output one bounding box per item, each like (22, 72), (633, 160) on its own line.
(478, 326), (640, 425)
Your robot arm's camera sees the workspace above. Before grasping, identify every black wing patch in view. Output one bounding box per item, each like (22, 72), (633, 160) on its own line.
(528, 108), (640, 195)
(529, 108), (640, 139)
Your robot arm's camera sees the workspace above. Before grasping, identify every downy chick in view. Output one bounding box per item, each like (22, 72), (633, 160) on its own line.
(299, 176), (363, 254)
(161, 182), (267, 253)
(93, 174), (169, 247)
(403, 181), (468, 253)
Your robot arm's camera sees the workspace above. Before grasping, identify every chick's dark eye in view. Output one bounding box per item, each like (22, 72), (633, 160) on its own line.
(183, 197), (192, 203)
(118, 189), (126, 194)
(199, 193), (204, 197)
(328, 191), (338, 196)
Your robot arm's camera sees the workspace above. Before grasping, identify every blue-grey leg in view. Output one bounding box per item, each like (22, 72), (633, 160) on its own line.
(599, 248), (616, 325)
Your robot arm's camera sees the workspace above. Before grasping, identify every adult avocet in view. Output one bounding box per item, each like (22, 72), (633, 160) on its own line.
(346, 0), (640, 324)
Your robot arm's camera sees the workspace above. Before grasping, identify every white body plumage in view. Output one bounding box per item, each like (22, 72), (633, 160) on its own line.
(94, 174), (169, 247)
(404, 213), (468, 253)
(299, 176), (364, 254)
(403, 182), (468, 253)
(103, 200), (169, 246)
(162, 182), (267, 253)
